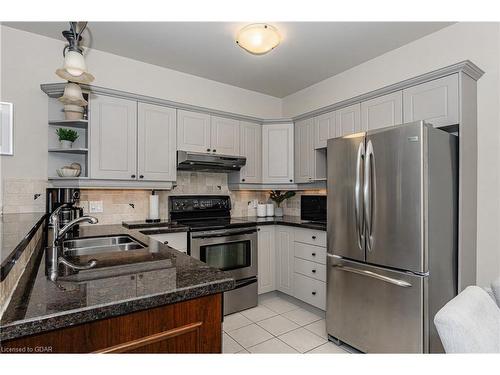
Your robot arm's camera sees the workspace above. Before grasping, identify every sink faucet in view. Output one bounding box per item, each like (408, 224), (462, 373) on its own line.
(48, 205), (99, 282)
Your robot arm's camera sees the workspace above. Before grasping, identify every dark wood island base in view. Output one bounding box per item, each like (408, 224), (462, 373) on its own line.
(1, 293), (222, 354)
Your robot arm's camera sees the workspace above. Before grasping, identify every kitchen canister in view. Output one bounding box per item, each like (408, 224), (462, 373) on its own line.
(257, 203), (267, 218)
(266, 203), (275, 217)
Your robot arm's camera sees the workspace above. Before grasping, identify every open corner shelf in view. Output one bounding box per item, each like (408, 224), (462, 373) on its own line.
(49, 119), (88, 129)
(48, 148), (88, 154)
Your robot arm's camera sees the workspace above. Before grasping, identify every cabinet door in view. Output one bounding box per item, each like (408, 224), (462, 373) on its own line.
(361, 91), (403, 131)
(177, 110), (211, 153)
(239, 121), (262, 183)
(137, 103), (177, 181)
(403, 74), (459, 128)
(90, 95), (137, 180)
(257, 226), (276, 294)
(294, 118), (315, 183)
(314, 111), (336, 148)
(275, 226), (294, 295)
(336, 103), (361, 137)
(262, 123), (294, 183)
(210, 116), (240, 155)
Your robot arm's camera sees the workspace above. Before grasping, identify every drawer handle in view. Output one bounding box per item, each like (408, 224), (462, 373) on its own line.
(206, 148), (211, 152)
(163, 241), (169, 244)
(312, 269), (316, 273)
(312, 236), (316, 240)
(312, 291), (317, 296)
(131, 174), (136, 179)
(311, 252), (316, 256)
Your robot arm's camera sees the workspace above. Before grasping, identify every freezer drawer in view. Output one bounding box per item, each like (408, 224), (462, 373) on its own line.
(326, 255), (426, 353)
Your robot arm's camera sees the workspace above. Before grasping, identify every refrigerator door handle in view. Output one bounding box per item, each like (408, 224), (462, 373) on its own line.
(332, 264), (412, 288)
(364, 139), (375, 251)
(355, 141), (365, 250)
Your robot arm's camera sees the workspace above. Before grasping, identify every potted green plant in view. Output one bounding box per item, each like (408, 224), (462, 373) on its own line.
(56, 128), (79, 149)
(269, 190), (296, 217)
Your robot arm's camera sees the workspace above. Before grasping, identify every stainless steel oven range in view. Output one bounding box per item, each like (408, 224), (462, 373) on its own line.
(169, 195), (258, 315)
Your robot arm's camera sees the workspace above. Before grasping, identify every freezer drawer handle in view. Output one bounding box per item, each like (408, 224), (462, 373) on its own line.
(333, 265), (412, 288)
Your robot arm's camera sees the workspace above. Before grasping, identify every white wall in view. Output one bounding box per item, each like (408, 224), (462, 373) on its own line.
(0, 25), (282, 182)
(282, 22), (500, 287)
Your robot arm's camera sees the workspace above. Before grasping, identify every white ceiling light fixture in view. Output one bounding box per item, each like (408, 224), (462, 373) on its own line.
(236, 23), (281, 55)
(55, 22), (95, 84)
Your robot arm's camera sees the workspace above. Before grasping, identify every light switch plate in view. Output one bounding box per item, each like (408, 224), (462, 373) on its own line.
(89, 200), (103, 213)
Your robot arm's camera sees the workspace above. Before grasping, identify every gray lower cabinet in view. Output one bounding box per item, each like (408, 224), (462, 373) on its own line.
(90, 95), (138, 180)
(361, 91), (403, 131)
(294, 118), (315, 183)
(403, 73), (459, 128)
(257, 226), (276, 294)
(137, 103), (177, 181)
(275, 226), (294, 295)
(238, 121), (262, 183)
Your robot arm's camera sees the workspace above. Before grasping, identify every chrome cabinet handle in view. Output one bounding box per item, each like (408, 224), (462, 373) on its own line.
(364, 140), (375, 251)
(355, 141), (365, 250)
(333, 264), (412, 288)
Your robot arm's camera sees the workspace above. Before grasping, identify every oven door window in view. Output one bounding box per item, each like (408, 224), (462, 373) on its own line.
(200, 240), (251, 271)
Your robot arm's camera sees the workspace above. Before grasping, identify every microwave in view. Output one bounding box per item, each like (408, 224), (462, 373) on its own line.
(300, 195), (327, 223)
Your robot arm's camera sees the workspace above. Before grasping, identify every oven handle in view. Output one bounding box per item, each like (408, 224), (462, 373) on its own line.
(233, 277), (257, 289)
(191, 228), (257, 239)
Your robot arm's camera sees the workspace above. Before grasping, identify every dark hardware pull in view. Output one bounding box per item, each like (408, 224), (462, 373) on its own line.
(138, 274), (143, 280)
(312, 236), (316, 240)
(242, 178), (246, 182)
(131, 174), (136, 179)
(139, 175), (144, 179)
(312, 291), (317, 296)
(212, 149), (216, 153)
(289, 179), (293, 182)
(163, 241), (169, 244)
(206, 148), (211, 152)
(312, 269), (316, 273)
(257, 228), (261, 231)
(312, 252), (316, 256)
(130, 275), (135, 280)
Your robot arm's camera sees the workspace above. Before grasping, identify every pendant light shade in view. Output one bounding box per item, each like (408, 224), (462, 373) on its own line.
(236, 24), (281, 55)
(58, 82), (88, 106)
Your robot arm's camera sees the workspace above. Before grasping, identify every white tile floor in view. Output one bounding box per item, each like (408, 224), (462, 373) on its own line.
(222, 291), (351, 354)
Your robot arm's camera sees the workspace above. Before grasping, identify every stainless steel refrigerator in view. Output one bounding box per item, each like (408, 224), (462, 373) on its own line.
(326, 120), (458, 353)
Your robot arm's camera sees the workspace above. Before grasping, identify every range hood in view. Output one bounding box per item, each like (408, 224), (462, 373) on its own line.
(177, 151), (246, 172)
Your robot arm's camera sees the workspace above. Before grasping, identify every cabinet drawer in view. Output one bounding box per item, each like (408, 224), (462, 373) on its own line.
(293, 273), (326, 310)
(149, 232), (188, 252)
(294, 242), (326, 265)
(294, 257), (326, 282)
(294, 228), (326, 247)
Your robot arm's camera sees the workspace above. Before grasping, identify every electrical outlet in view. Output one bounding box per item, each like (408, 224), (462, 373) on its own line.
(89, 201), (103, 213)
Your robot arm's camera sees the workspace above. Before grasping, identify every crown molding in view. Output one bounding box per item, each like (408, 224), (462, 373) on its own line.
(41, 60), (484, 125)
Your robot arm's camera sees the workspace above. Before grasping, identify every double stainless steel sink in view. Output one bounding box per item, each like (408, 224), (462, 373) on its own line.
(63, 235), (146, 257)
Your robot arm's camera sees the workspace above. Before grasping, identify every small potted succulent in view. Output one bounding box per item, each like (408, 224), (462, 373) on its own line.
(56, 128), (79, 149)
(269, 190), (296, 217)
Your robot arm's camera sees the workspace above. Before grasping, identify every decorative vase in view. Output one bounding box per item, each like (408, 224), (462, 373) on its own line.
(60, 140), (73, 149)
(275, 207), (284, 217)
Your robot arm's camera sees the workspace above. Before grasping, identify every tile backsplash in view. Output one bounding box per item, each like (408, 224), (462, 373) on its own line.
(1, 178), (47, 214)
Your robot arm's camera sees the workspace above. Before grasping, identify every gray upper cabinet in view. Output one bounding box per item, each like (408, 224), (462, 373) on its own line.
(314, 111), (336, 148)
(336, 103), (362, 137)
(177, 110), (211, 153)
(361, 91), (403, 131)
(90, 95), (137, 180)
(210, 116), (240, 155)
(294, 118), (315, 183)
(262, 123), (294, 184)
(403, 73), (459, 128)
(239, 121), (262, 183)
(137, 103), (177, 182)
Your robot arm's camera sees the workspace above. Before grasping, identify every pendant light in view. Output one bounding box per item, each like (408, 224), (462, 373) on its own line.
(236, 24), (281, 55)
(55, 22), (95, 84)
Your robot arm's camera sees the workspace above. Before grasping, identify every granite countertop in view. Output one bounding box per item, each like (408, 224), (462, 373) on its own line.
(232, 215), (326, 231)
(0, 224), (234, 342)
(0, 213), (47, 281)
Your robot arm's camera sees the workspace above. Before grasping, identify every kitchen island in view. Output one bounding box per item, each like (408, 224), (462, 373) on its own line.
(0, 224), (234, 353)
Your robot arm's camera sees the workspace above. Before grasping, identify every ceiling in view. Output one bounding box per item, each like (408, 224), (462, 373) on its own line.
(5, 22), (453, 97)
